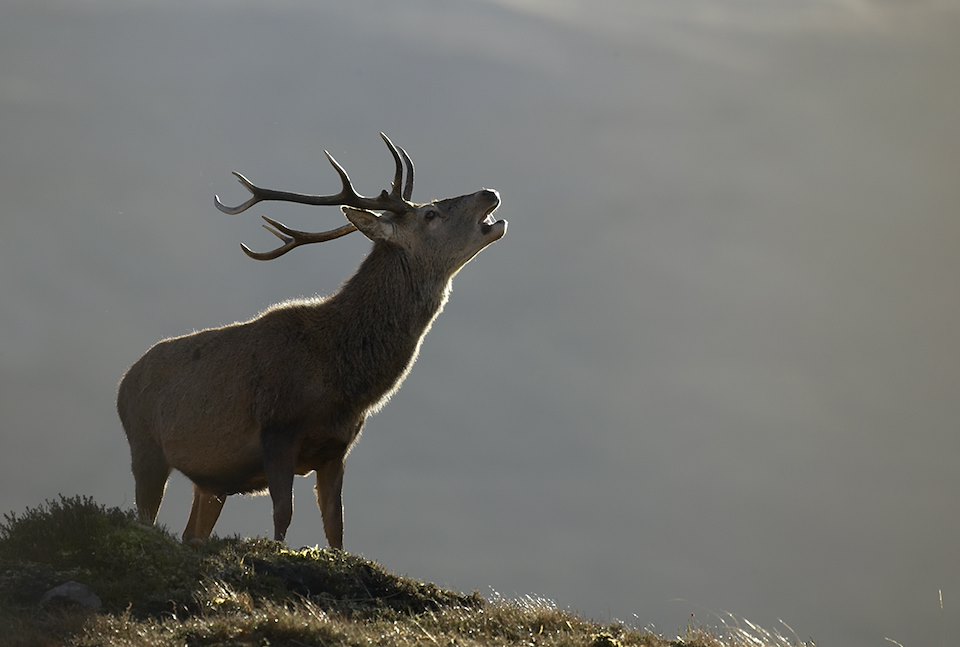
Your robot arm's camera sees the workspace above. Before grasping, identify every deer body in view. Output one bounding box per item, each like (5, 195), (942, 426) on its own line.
(118, 135), (505, 547)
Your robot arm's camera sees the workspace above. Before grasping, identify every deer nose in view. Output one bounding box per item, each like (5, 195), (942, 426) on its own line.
(480, 188), (500, 206)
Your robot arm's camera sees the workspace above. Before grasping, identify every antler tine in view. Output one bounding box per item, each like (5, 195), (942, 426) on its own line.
(322, 150), (359, 202)
(240, 215), (358, 261)
(214, 172), (266, 215)
(379, 132), (405, 200)
(398, 145), (414, 201)
(324, 145), (414, 212)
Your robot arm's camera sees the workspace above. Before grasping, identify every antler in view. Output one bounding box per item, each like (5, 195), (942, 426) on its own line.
(215, 133), (415, 260)
(242, 217), (358, 261)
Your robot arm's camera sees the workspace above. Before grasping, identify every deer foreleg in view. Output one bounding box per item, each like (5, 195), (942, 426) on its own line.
(262, 431), (298, 542)
(315, 458), (346, 549)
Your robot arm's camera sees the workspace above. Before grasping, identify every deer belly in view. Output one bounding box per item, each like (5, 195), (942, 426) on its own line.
(184, 466), (269, 496)
(163, 426), (267, 494)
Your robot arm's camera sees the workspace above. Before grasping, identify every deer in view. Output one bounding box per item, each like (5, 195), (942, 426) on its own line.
(117, 134), (506, 548)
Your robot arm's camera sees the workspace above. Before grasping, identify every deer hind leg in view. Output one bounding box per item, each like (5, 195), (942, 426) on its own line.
(182, 486), (226, 544)
(315, 458), (346, 550)
(131, 438), (171, 525)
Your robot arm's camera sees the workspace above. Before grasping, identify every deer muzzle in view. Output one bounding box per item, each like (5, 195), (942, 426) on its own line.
(477, 189), (507, 240)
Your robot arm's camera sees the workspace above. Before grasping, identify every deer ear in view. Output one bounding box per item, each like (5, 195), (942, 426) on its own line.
(342, 207), (394, 242)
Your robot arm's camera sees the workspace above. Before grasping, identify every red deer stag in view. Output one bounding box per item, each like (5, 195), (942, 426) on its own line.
(117, 134), (506, 548)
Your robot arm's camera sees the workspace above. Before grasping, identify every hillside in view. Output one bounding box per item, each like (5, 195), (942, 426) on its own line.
(0, 497), (798, 646)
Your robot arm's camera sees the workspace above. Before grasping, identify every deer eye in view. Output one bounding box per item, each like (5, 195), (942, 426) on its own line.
(424, 209), (440, 221)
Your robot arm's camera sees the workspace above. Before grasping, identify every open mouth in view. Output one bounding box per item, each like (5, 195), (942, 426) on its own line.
(475, 189), (506, 239)
(479, 202), (503, 235)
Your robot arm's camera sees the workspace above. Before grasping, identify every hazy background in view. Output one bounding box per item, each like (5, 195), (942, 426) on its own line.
(2, 1), (958, 645)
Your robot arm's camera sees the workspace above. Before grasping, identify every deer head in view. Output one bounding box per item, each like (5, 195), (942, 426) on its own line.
(214, 133), (506, 272)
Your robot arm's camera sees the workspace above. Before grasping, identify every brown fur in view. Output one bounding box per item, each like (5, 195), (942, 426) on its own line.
(118, 189), (506, 547)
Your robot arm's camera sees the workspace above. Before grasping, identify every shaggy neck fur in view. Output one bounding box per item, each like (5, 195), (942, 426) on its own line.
(320, 242), (452, 412)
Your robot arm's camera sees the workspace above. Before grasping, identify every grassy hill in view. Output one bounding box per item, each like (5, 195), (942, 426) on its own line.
(0, 497), (798, 646)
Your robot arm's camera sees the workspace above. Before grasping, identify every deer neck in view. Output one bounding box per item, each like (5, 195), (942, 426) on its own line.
(326, 244), (452, 409)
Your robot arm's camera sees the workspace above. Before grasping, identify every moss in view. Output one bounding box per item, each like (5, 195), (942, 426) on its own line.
(0, 496), (202, 614)
(206, 541), (481, 617)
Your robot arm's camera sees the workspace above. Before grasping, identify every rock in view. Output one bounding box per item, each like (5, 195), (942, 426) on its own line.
(39, 581), (102, 611)
(590, 632), (623, 647)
